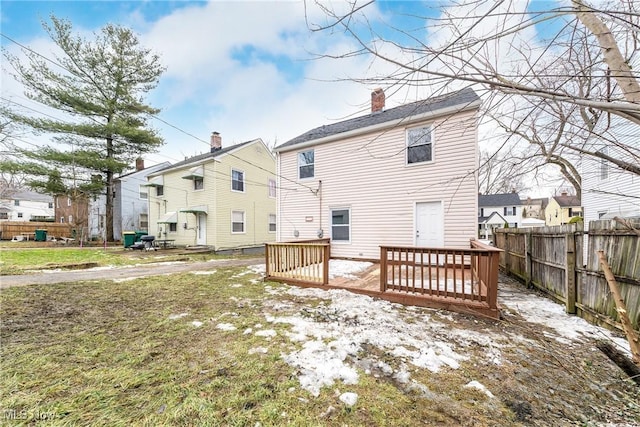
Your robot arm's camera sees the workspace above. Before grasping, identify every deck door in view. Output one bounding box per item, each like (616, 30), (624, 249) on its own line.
(415, 201), (444, 248)
(196, 213), (207, 245)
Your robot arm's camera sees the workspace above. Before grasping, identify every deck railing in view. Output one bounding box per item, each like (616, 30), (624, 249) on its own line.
(265, 239), (331, 285)
(380, 240), (501, 310)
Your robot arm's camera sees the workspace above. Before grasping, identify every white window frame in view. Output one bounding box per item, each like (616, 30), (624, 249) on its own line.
(598, 147), (609, 180)
(330, 207), (351, 243)
(268, 213), (276, 233)
(139, 184), (148, 200)
(139, 213), (148, 229)
(156, 185), (164, 197)
(231, 210), (245, 234)
(298, 149), (315, 179)
(406, 125), (434, 165)
(231, 169), (245, 192)
(268, 178), (276, 198)
(194, 177), (204, 191)
(69, 215), (73, 223)
(67, 197), (71, 207)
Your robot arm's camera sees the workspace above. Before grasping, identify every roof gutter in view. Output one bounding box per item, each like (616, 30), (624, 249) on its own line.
(274, 99), (481, 153)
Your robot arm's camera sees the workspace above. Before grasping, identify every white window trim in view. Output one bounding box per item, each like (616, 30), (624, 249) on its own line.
(268, 213), (276, 233)
(406, 125), (434, 166)
(231, 168), (245, 193)
(194, 177), (204, 191)
(231, 210), (246, 234)
(268, 178), (276, 198)
(298, 149), (315, 180)
(139, 184), (148, 200)
(330, 207), (351, 244)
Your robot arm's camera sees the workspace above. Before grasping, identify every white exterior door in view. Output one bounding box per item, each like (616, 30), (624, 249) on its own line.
(196, 213), (207, 245)
(415, 201), (444, 248)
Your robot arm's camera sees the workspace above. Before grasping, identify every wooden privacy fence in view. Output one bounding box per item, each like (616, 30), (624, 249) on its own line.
(495, 219), (640, 332)
(380, 240), (501, 317)
(265, 239), (331, 285)
(0, 221), (74, 240)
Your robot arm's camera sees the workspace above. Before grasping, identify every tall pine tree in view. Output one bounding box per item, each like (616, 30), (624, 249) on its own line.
(2, 16), (165, 241)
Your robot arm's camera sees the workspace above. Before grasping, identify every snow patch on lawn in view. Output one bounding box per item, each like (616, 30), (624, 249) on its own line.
(168, 313), (189, 320)
(216, 323), (236, 331)
(192, 270), (217, 275)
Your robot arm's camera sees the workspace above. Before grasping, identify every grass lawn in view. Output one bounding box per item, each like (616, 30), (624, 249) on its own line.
(1, 258), (638, 426)
(0, 245), (225, 275)
(1, 265), (516, 427)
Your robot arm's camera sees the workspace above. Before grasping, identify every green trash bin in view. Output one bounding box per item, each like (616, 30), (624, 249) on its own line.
(123, 231), (136, 248)
(35, 229), (47, 242)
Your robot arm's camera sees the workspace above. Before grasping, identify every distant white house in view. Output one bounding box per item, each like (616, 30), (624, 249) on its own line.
(478, 193), (523, 241)
(0, 190), (54, 222)
(581, 119), (640, 262)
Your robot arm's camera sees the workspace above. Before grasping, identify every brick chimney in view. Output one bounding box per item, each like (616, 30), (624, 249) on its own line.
(210, 131), (222, 152)
(371, 88), (385, 113)
(135, 158), (144, 171)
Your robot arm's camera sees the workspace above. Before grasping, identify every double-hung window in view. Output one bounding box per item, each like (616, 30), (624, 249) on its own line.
(504, 206), (516, 216)
(139, 184), (148, 200)
(598, 146), (609, 180)
(298, 150), (314, 179)
(268, 179), (276, 198)
(232, 210), (245, 233)
(232, 169), (245, 192)
(331, 208), (350, 242)
(156, 185), (164, 197)
(268, 214), (276, 232)
(407, 126), (433, 164)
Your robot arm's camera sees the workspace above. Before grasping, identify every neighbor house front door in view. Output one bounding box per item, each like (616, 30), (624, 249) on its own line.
(196, 213), (207, 245)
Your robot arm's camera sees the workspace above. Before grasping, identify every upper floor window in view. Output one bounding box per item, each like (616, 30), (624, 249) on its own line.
(232, 169), (245, 192)
(504, 206), (516, 216)
(14, 200), (20, 206)
(598, 147), (609, 180)
(139, 184), (148, 200)
(268, 179), (276, 198)
(156, 185), (164, 197)
(407, 126), (433, 164)
(48, 202), (53, 208)
(67, 198), (71, 207)
(298, 150), (314, 179)
(194, 177), (204, 190)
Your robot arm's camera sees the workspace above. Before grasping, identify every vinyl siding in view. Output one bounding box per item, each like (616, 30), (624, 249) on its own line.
(277, 109), (479, 259)
(148, 140), (275, 249)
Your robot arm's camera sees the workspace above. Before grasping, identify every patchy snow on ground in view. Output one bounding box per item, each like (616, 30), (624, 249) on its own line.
(216, 323), (237, 331)
(168, 312), (189, 320)
(192, 270), (217, 275)
(246, 261), (633, 398)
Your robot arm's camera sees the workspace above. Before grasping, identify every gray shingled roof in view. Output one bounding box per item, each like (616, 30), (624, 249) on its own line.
(275, 87), (480, 151)
(553, 195), (581, 207)
(150, 140), (255, 175)
(479, 193), (522, 207)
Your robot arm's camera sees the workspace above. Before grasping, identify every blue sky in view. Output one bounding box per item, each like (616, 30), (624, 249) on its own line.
(1, 1), (409, 167)
(1, 0), (569, 196)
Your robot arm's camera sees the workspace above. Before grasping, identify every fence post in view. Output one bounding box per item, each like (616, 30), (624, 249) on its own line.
(565, 232), (576, 314)
(524, 231), (532, 288)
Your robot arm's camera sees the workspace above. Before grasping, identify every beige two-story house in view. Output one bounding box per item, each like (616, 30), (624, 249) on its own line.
(146, 133), (276, 250)
(274, 87), (481, 260)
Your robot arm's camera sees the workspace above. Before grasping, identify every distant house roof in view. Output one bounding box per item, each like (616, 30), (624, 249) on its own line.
(479, 193), (522, 207)
(7, 190), (52, 203)
(117, 161), (171, 180)
(553, 195), (581, 207)
(275, 87), (480, 152)
(149, 139), (259, 176)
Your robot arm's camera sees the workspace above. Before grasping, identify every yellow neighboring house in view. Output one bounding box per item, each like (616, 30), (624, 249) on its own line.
(546, 192), (582, 226)
(146, 133), (276, 251)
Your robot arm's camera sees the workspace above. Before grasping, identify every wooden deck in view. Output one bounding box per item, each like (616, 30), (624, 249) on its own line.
(265, 240), (502, 319)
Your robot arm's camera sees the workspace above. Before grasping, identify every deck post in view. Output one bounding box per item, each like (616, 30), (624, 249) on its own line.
(380, 247), (387, 292)
(487, 251), (499, 310)
(322, 243), (330, 285)
(265, 243), (271, 279)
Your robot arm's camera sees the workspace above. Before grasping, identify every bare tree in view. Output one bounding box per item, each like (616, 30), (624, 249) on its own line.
(309, 0), (640, 178)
